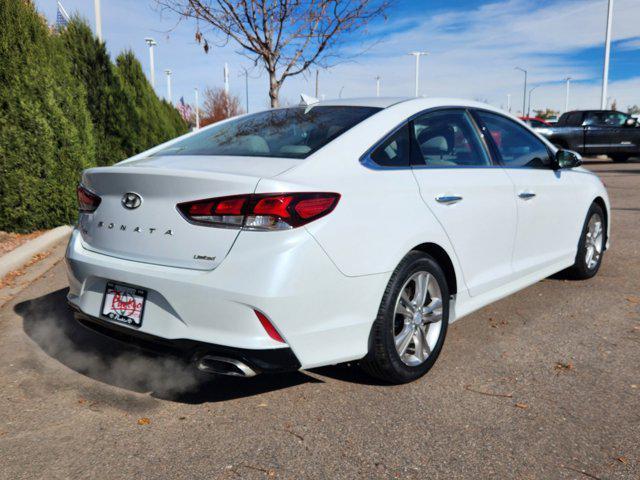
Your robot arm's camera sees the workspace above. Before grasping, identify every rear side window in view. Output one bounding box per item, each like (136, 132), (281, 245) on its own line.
(585, 111), (628, 127)
(476, 111), (551, 168)
(153, 106), (381, 159)
(411, 109), (490, 167)
(369, 124), (412, 167)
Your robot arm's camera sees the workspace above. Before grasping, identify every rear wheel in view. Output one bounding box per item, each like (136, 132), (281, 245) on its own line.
(361, 252), (449, 384)
(610, 154), (630, 163)
(566, 203), (606, 279)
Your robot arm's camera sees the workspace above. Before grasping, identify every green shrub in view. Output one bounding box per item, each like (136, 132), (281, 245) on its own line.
(0, 0), (94, 232)
(0, 4), (188, 232)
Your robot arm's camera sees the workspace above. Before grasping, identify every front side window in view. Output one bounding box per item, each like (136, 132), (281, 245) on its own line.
(475, 111), (551, 168)
(411, 110), (491, 167)
(369, 124), (411, 167)
(153, 106), (381, 160)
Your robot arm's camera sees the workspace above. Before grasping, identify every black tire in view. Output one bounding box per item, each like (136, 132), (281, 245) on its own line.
(610, 154), (630, 163)
(361, 251), (449, 384)
(565, 203), (606, 280)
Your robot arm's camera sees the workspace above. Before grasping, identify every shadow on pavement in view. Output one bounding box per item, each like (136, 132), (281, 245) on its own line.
(581, 157), (639, 166)
(15, 288), (321, 404)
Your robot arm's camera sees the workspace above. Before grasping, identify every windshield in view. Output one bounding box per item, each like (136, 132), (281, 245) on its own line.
(153, 106), (381, 159)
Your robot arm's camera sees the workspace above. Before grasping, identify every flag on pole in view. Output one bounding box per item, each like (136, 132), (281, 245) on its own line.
(56, 1), (70, 29)
(176, 96), (193, 122)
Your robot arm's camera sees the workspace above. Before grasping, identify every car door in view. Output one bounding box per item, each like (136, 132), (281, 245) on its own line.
(583, 111), (631, 155)
(473, 110), (584, 277)
(410, 108), (518, 297)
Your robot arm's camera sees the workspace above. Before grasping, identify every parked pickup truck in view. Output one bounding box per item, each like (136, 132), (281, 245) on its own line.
(537, 110), (639, 162)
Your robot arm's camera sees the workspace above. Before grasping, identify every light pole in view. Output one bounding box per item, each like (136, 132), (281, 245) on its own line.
(527, 86), (539, 117)
(223, 63), (229, 94)
(244, 70), (249, 113)
(564, 77), (572, 113)
(144, 37), (157, 88)
(194, 87), (200, 130)
(315, 70), (319, 98)
(375, 76), (381, 97)
(164, 69), (172, 103)
(408, 51), (428, 97)
(515, 67), (527, 115)
(601, 0), (614, 110)
(93, 0), (102, 41)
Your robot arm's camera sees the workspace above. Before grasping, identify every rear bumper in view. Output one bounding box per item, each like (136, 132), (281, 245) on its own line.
(71, 305), (300, 373)
(65, 228), (389, 369)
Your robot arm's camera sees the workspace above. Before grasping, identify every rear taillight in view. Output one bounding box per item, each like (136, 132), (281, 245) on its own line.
(177, 192), (340, 231)
(77, 185), (101, 213)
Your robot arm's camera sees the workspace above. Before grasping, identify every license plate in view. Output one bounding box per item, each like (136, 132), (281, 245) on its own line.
(101, 282), (147, 328)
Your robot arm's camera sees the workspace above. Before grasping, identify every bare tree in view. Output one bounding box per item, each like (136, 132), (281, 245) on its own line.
(201, 87), (244, 126)
(157, 0), (389, 107)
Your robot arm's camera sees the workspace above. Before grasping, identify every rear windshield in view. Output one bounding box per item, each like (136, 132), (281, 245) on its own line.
(153, 106), (381, 159)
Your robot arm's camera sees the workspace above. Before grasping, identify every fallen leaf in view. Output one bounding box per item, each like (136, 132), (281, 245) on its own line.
(515, 402), (529, 409)
(178, 416), (186, 420)
(257, 403), (268, 407)
(554, 362), (574, 372)
(137, 417), (151, 425)
(616, 456), (628, 464)
(626, 296), (640, 304)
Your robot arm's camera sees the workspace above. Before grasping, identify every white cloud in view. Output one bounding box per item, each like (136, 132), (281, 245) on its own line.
(278, 0), (640, 113)
(34, 0), (640, 113)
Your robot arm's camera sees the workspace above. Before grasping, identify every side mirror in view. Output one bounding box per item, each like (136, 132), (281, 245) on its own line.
(555, 149), (582, 169)
(625, 118), (638, 127)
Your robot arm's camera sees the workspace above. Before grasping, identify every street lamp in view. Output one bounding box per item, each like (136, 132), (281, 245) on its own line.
(194, 87), (200, 130)
(375, 76), (381, 97)
(564, 77), (572, 113)
(408, 51), (428, 97)
(164, 69), (172, 103)
(93, 0), (102, 41)
(144, 37), (157, 88)
(601, 0), (614, 110)
(527, 86), (539, 117)
(515, 67), (527, 115)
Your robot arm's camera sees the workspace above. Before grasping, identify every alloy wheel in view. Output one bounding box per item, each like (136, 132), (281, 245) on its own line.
(393, 271), (443, 366)
(585, 213), (604, 270)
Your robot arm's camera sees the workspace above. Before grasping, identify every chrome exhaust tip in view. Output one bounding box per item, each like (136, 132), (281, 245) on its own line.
(196, 355), (257, 377)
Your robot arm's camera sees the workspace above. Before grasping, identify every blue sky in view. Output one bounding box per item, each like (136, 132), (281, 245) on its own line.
(35, 0), (640, 114)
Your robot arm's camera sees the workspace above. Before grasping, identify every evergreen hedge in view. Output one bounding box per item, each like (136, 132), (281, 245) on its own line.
(0, 1), (188, 232)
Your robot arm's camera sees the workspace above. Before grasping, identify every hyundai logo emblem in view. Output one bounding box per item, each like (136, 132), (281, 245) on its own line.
(121, 192), (142, 210)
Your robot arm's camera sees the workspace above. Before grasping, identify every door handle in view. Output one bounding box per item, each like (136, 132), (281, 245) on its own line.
(518, 192), (536, 200)
(435, 195), (463, 205)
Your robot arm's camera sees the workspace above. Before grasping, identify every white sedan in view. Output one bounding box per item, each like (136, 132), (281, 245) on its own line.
(66, 97), (609, 384)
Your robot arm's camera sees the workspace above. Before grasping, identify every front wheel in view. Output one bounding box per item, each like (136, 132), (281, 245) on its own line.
(361, 252), (449, 384)
(566, 203), (606, 280)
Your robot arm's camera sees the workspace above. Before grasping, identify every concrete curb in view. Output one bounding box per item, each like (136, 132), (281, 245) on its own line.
(0, 225), (72, 279)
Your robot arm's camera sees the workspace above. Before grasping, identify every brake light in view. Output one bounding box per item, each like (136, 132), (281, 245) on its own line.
(177, 192), (340, 231)
(77, 185), (101, 213)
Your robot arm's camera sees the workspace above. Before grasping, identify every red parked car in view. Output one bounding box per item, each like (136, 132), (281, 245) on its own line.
(519, 116), (552, 129)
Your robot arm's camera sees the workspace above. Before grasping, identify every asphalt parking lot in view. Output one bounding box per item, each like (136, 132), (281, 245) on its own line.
(0, 158), (639, 480)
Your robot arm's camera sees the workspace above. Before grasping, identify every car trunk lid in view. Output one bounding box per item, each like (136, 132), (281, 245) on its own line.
(78, 156), (300, 270)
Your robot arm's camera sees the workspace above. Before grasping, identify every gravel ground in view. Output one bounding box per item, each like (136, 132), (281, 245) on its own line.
(0, 158), (638, 480)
